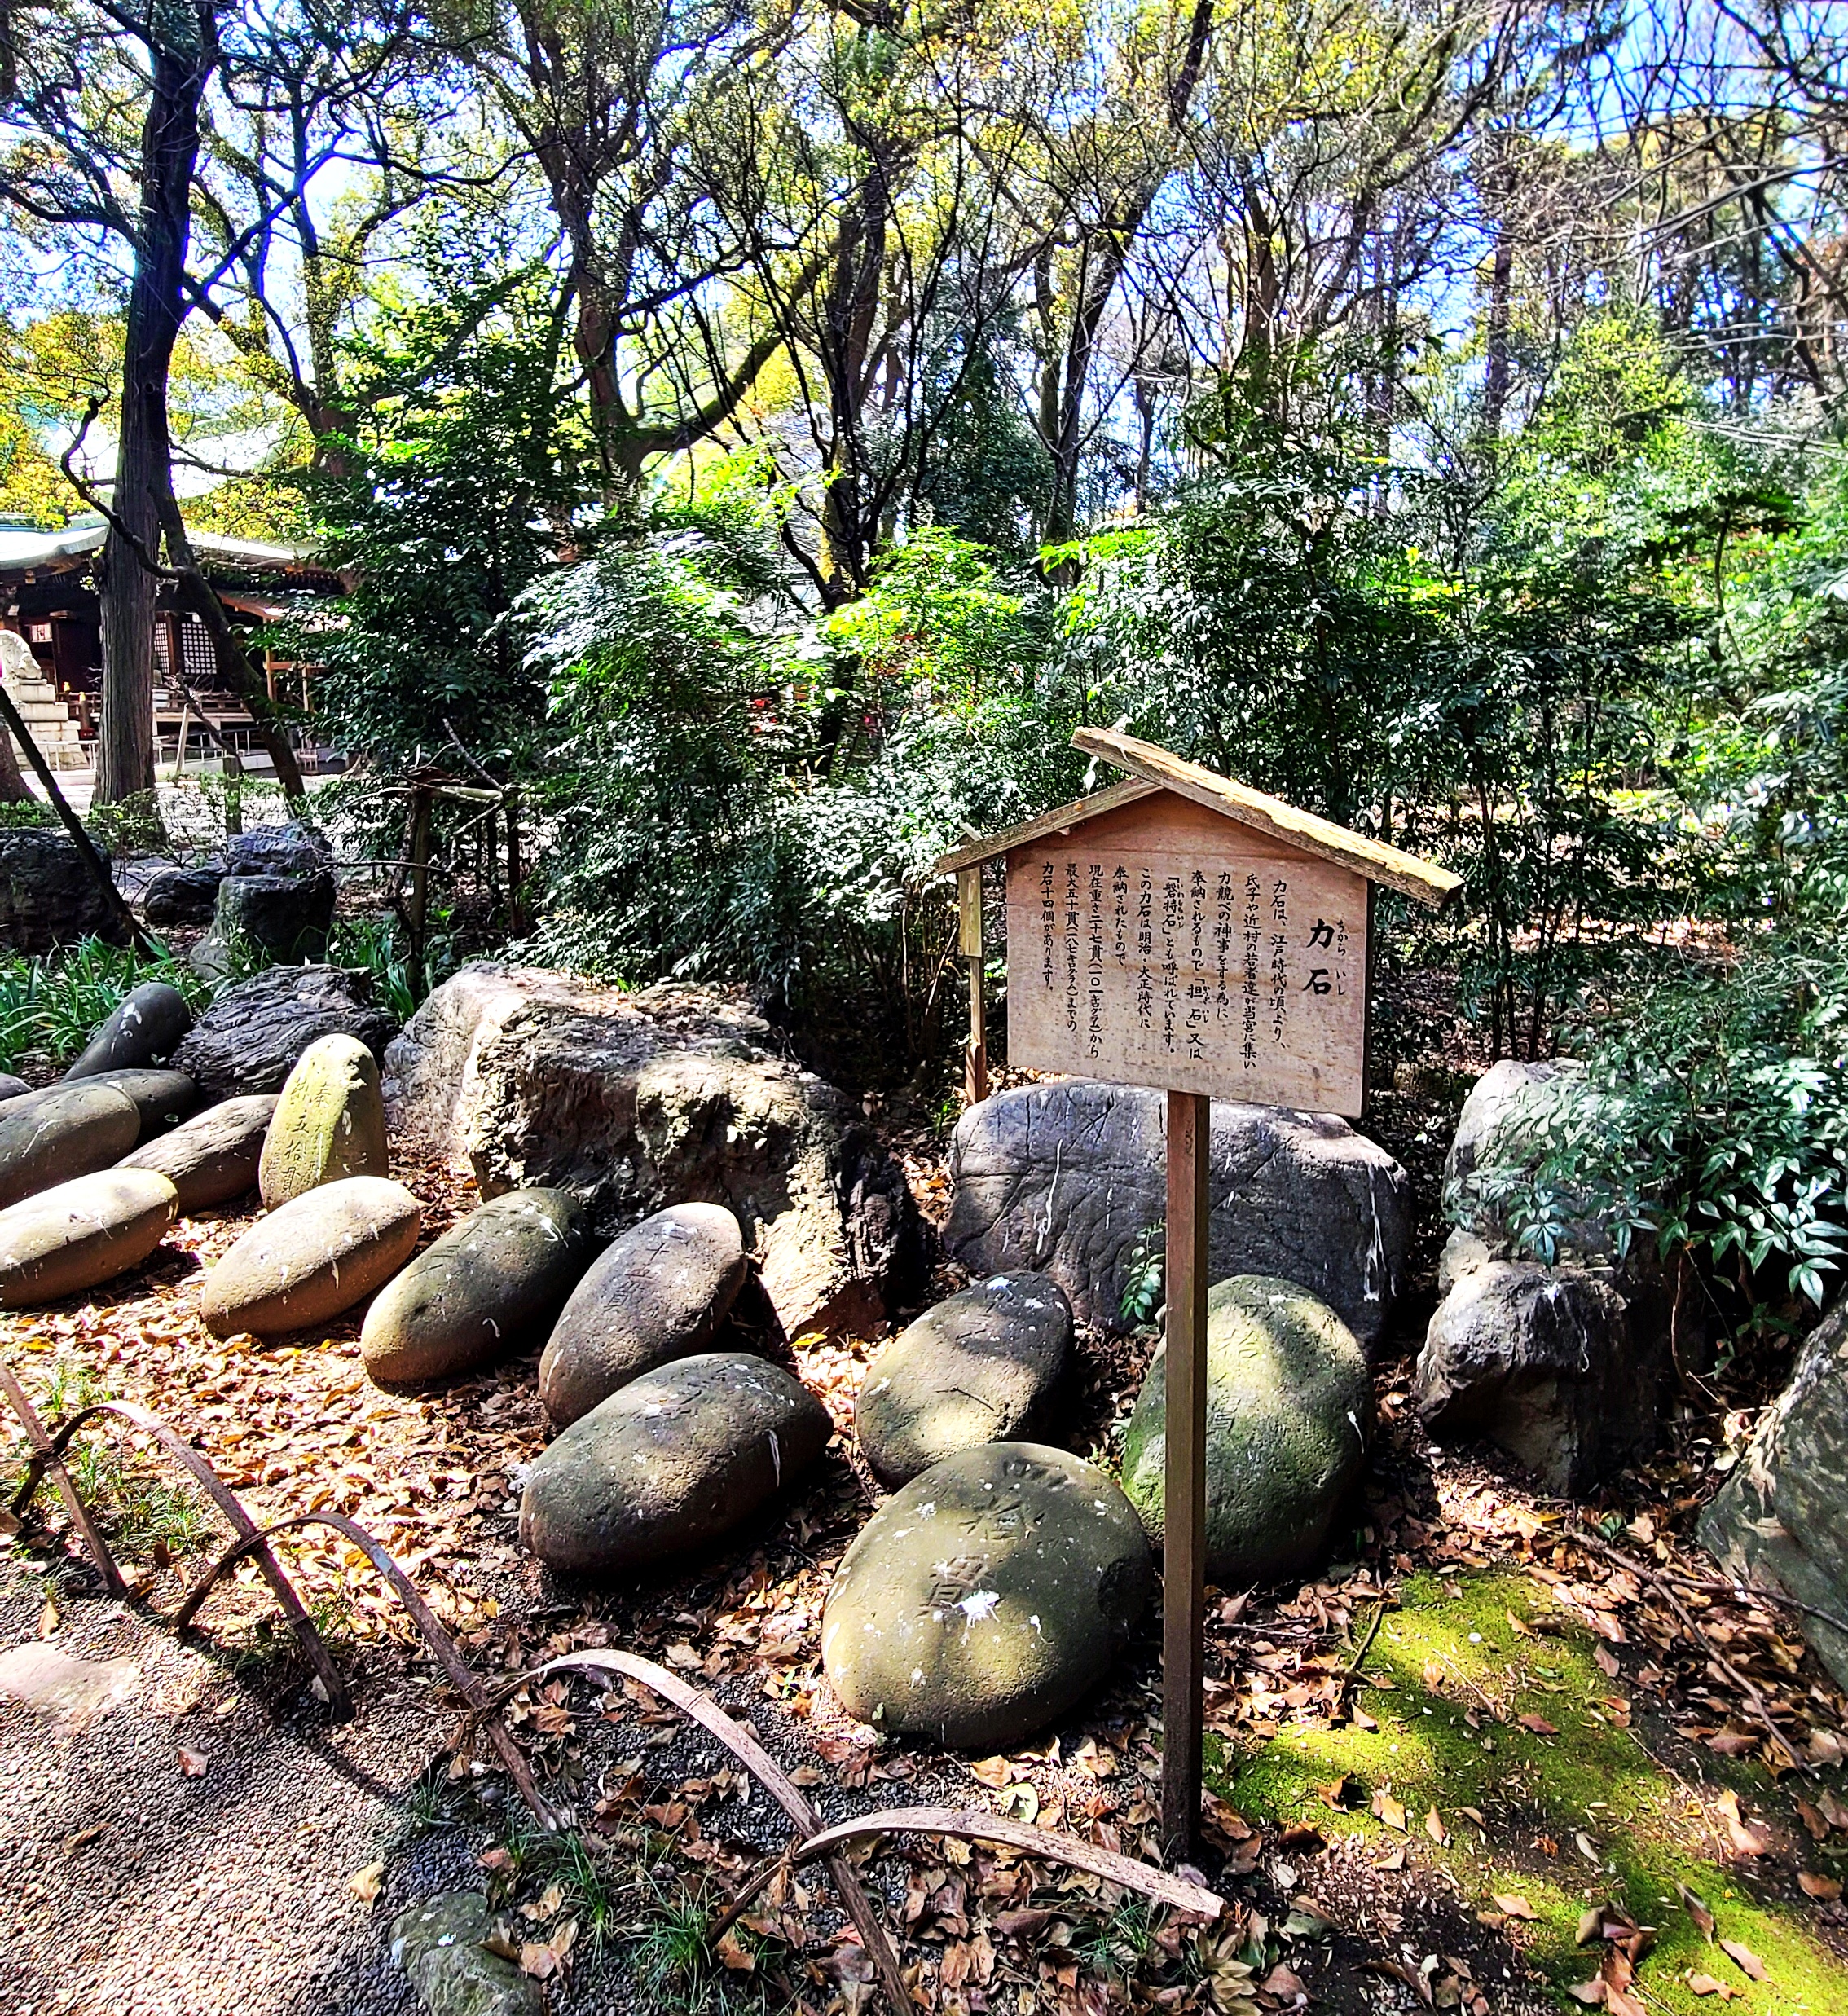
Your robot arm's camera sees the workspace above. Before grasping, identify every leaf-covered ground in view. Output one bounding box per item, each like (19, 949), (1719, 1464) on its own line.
(1, 1134), (1846, 2016)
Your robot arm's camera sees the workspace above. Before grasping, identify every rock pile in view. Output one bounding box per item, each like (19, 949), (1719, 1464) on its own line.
(191, 822), (338, 979)
(1121, 1274), (1370, 1587)
(1415, 1060), (1683, 1493)
(944, 1081), (1408, 1352)
(385, 963), (927, 1339)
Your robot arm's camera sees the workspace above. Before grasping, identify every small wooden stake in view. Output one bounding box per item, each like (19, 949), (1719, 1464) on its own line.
(958, 865), (988, 1105)
(407, 784), (433, 975)
(1162, 1089), (1211, 1864)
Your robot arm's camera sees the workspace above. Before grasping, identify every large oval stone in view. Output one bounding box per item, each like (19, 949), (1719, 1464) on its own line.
(117, 1094), (278, 1213)
(258, 1032), (389, 1207)
(538, 1202), (747, 1426)
(1122, 1274), (1370, 1586)
(0, 1169), (178, 1307)
(78, 1068), (198, 1141)
(362, 1188), (592, 1385)
(521, 1351), (830, 1574)
(821, 1443), (1152, 1750)
(200, 1175), (421, 1337)
(856, 1272), (1071, 1487)
(63, 981), (192, 1080)
(0, 1084), (140, 1209)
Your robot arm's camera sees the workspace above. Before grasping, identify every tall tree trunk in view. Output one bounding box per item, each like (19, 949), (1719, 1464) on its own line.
(97, 2), (218, 806)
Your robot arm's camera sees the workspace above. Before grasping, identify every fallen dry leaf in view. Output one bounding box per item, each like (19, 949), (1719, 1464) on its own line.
(1424, 1807), (1448, 1845)
(176, 1747), (208, 1778)
(1687, 1974), (1740, 2000)
(1798, 1870), (1842, 1902)
(1796, 1798), (1828, 1842)
(969, 1755), (1014, 1788)
(1371, 1790), (1407, 1831)
(1677, 1882), (1715, 1940)
(348, 1861), (384, 1902)
(1493, 1895), (1538, 1921)
(1567, 1980), (1605, 2005)
(1518, 1712), (1559, 1736)
(1577, 1908), (1604, 1947)
(1715, 1789), (1769, 1858)
(1719, 1941), (1767, 1983)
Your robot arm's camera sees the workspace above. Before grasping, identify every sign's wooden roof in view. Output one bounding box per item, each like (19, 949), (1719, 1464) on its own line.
(931, 728), (1463, 911)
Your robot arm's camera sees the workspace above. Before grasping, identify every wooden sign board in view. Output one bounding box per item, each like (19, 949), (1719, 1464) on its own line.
(1004, 792), (1368, 1116)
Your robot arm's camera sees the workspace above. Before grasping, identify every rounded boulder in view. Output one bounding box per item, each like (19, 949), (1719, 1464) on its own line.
(258, 1032), (389, 1207)
(521, 1351), (830, 1574)
(200, 1174), (421, 1337)
(0, 1074), (29, 1103)
(63, 981), (192, 1080)
(538, 1201), (747, 1426)
(0, 1169), (179, 1307)
(0, 1084), (140, 1209)
(821, 1443), (1152, 1750)
(117, 1094), (278, 1213)
(78, 1067), (198, 1142)
(363, 1188), (592, 1386)
(857, 1271), (1071, 1487)
(1122, 1274), (1370, 1587)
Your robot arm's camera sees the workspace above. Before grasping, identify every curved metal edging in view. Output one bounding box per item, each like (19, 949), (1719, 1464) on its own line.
(176, 1512), (552, 1827)
(5, 1385), (352, 1718)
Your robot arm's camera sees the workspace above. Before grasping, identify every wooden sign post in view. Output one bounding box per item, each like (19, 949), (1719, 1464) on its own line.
(935, 729), (1459, 1860)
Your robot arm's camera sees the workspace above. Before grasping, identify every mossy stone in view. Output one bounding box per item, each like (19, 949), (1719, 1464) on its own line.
(200, 1173), (420, 1336)
(0, 1083), (140, 1209)
(1122, 1274), (1369, 1586)
(117, 1094), (278, 1213)
(821, 1442), (1152, 1751)
(257, 1032), (389, 1206)
(390, 1893), (541, 2016)
(520, 1350), (829, 1574)
(0, 1169), (178, 1306)
(363, 1188), (592, 1385)
(856, 1271), (1071, 1487)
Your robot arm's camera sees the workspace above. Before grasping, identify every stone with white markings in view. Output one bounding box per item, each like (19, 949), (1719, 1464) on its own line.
(77, 1067), (198, 1141)
(0, 1167), (178, 1305)
(363, 1188), (592, 1385)
(63, 980), (192, 1080)
(391, 1894), (542, 2016)
(821, 1442), (1152, 1750)
(0, 1081), (140, 1208)
(521, 1351), (830, 1574)
(856, 1271), (1071, 1487)
(538, 1201), (747, 1425)
(200, 1174), (420, 1336)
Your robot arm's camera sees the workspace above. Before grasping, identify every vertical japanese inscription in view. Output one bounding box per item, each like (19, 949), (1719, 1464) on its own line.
(1087, 861), (1106, 1060)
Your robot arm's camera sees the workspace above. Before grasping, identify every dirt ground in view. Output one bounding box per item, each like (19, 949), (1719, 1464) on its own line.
(1, 1098), (1846, 2016)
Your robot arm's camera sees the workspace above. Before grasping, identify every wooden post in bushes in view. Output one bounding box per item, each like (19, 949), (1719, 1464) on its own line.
(504, 786), (523, 934)
(933, 730), (1459, 1861)
(958, 865), (988, 1104)
(407, 784), (433, 978)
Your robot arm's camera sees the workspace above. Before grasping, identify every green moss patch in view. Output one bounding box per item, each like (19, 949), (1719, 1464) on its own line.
(1210, 1571), (1847, 2016)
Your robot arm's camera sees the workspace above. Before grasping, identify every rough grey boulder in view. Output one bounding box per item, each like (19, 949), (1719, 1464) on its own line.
(1701, 1304), (1848, 1689)
(821, 1442), (1152, 1750)
(1123, 1275), (1370, 1585)
(363, 1188), (592, 1385)
(63, 981), (191, 1079)
(0, 1169), (178, 1305)
(78, 1067), (197, 1141)
(0, 1083), (140, 1208)
(1415, 1259), (1667, 1494)
(391, 1894), (541, 2016)
(945, 1081), (1408, 1352)
(171, 965), (396, 1101)
(224, 821), (334, 881)
(520, 1350), (830, 1574)
(258, 1032), (389, 1205)
(385, 962), (927, 1340)
(0, 830), (124, 953)
(1444, 1058), (1584, 1199)
(0, 1073), (29, 1103)
(539, 1201), (746, 1425)
(191, 869), (337, 979)
(856, 1272), (1072, 1487)
(117, 1094), (277, 1213)
(140, 866), (223, 927)
(200, 1174), (420, 1336)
